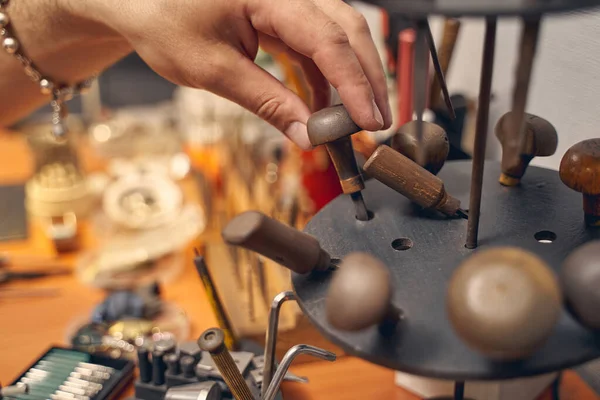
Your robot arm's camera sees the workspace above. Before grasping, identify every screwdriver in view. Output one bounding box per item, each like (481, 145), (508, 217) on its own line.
(364, 145), (467, 219)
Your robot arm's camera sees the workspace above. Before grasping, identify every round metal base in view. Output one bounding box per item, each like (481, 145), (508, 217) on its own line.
(292, 161), (600, 381)
(360, 0), (600, 17)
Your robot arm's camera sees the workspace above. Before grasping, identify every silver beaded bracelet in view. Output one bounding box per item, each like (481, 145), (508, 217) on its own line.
(0, 0), (96, 138)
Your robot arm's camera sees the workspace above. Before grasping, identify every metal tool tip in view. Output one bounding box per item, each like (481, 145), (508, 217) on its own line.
(457, 209), (469, 219)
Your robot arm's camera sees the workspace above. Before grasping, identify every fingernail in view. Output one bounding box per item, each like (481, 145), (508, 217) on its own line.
(384, 99), (393, 128)
(285, 122), (312, 150)
(372, 99), (384, 128)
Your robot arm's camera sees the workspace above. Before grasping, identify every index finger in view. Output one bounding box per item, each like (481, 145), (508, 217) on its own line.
(248, 0), (384, 131)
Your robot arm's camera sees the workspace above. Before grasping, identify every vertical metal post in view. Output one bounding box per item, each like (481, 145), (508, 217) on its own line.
(414, 20), (429, 166)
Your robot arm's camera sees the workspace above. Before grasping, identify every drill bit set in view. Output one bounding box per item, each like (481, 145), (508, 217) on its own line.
(6, 348), (134, 400)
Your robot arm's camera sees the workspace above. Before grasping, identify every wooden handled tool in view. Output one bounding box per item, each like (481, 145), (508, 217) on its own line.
(560, 139), (600, 226)
(363, 145), (466, 218)
(447, 247), (561, 360)
(222, 211), (331, 274)
(391, 121), (449, 175)
(561, 241), (600, 331)
(197, 328), (254, 400)
(497, 112), (558, 186)
(307, 105), (370, 221)
(326, 252), (401, 335)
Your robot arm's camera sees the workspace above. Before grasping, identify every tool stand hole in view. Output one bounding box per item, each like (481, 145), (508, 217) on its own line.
(392, 238), (413, 251)
(534, 230), (556, 244)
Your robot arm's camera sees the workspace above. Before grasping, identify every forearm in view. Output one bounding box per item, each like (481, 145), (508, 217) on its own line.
(0, 0), (131, 126)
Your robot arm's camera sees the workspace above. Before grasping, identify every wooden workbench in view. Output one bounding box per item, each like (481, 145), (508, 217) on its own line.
(0, 131), (597, 400)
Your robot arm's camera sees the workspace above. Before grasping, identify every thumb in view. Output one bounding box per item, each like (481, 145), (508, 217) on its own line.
(208, 52), (313, 150)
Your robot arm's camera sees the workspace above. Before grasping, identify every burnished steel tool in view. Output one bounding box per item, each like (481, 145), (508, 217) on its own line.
(262, 345), (336, 400)
(466, 17), (497, 249)
(197, 328), (254, 400)
(501, 17), (542, 187)
(561, 240), (600, 331)
(307, 104), (371, 221)
(497, 112), (558, 186)
(364, 145), (467, 219)
(222, 211), (331, 274)
(560, 138), (600, 226)
(429, 18), (461, 110)
(262, 291), (296, 398)
(391, 121), (449, 175)
(447, 247), (561, 360)
(326, 252), (402, 335)
(424, 20), (456, 120)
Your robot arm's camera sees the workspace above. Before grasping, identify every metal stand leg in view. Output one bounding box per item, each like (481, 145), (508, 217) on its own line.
(454, 381), (465, 400)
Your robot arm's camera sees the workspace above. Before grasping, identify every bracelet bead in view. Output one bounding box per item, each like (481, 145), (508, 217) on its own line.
(2, 36), (17, 53)
(39, 79), (54, 95)
(0, 11), (8, 28)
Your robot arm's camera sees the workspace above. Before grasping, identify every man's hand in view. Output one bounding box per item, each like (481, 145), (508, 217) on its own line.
(81, 0), (391, 149)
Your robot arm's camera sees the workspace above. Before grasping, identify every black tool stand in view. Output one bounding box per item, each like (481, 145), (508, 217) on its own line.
(293, 161), (600, 400)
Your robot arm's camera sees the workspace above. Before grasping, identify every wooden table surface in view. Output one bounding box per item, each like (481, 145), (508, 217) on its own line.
(0, 131), (597, 400)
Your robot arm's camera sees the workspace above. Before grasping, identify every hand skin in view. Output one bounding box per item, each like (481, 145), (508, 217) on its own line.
(0, 0), (392, 149)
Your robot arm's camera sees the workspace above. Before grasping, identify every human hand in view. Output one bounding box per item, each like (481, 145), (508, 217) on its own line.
(79, 0), (392, 149)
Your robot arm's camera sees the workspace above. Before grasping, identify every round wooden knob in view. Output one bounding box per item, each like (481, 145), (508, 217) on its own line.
(307, 104), (362, 146)
(561, 241), (600, 330)
(560, 139), (600, 226)
(326, 252), (394, 331)
(391, 121), (449, 175)
(447, 247), (561, 360)
(496, 112), (558, 186)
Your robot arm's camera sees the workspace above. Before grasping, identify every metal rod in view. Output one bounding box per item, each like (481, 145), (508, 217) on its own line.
(350, 192), (369, 221)
(414, 20), (429, 166)
(454, 381), (465, 400)
(505, 17), (542, 176)
(263, 345), (336, 400)
(424, 21), (456, 119)
(466, 18), (497, 249)
(428, 18), (461, 109)
(262, 291), (297, 398)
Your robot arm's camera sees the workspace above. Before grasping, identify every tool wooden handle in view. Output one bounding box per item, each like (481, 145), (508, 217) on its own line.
(326, 252), (397, 331)
(198, 329), (254, 400)
(391, 121), (449, 175)
(364, 145), (460, 216)
(560, 138), (600, 226)
(307, 104), (362, 146)
(222, 211), (331, 274)
(429, 18), (461, 108)
(447, 247), (561, 360)
(497, 112), (558, 185)
(325, 137), (365, 194)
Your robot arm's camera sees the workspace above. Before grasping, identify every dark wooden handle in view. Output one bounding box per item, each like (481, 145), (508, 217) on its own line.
(429, 18), (461, 108)
(326, 137), (365, 194)
(496, 112), (558, 184)
(391, 121), (449, 175)
(364, 145), (460, 216)
(307, 104), (362, 146)
(560, 139), (600, 226)
(222, 211), (331, 274)
(326, 252), (395, 331)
